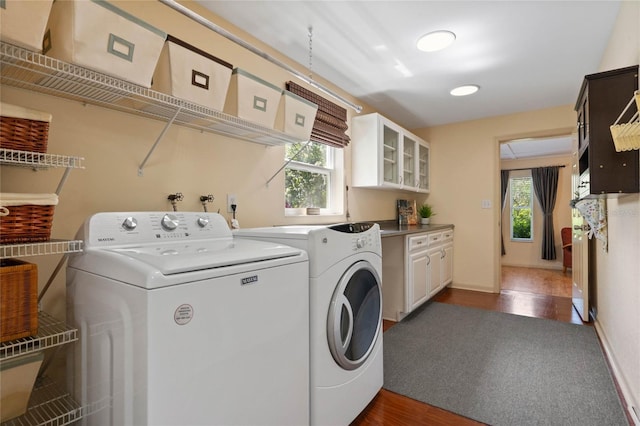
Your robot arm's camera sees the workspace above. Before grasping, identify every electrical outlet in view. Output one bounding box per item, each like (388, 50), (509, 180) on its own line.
(227, 194), (237, 213)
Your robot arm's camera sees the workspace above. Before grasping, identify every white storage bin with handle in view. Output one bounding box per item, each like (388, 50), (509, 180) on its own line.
(42, 0), (166, 88)
(152, 35), (233, 111)
(275, 90), (318, 141)
(0, 0), (53, 52)
(224, 68), (283, 129)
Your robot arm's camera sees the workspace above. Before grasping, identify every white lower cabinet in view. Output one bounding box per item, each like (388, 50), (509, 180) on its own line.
(382, 227), (454, 321)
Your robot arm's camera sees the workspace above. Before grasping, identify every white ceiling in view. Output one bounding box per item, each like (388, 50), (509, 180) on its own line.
(193, 0), (620, 158)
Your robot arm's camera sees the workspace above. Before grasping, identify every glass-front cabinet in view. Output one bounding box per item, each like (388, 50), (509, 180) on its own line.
(352, 113), (430, 193)
(403, 135), (416, 188)
(382, 124), (400, 185)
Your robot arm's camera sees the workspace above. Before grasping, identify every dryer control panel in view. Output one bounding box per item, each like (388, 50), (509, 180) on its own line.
(328, 222), (375, 234)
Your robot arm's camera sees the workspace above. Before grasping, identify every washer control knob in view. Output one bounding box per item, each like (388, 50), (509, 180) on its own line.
(356, 238), (365, 249)
(122, 216), (137, 231)
(197, 216), (209, 228)
(161, 213), (179, 231)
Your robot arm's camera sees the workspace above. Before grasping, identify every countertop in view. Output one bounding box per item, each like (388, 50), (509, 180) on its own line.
(375, 220), (454, 238)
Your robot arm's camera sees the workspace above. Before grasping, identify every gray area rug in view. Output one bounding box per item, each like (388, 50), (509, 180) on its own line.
(383, 302), (628, 426)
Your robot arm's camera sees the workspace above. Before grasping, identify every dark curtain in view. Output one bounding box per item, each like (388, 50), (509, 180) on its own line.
(500, 170), (510, 255)
(531, 166), (560, 260)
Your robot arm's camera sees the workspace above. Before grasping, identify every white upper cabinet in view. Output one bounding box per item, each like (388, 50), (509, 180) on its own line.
(352, 113), (429, 192)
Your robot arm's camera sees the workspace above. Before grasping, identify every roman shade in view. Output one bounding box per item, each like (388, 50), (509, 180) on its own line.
(286, 81), (350, 148)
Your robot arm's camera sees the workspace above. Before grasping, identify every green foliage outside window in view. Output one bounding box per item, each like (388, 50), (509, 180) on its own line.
(510, 177), (533, 240)
(512, 208), (532, 238)
(285, 142), (328, 208)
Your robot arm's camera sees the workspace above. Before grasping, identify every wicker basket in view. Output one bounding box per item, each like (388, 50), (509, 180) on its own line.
(0, 259), (38, 343)
(0, 193), (57, 244)
(0, 103), (52, 153)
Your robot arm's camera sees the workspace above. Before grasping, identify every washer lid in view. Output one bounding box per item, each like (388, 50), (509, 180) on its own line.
(101, 238), (302, 275)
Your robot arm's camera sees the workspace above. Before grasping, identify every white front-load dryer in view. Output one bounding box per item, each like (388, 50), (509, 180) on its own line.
(235, 222), (383, 425)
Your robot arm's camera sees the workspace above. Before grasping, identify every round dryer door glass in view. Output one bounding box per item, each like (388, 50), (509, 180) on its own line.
(327, 260), (382, 370)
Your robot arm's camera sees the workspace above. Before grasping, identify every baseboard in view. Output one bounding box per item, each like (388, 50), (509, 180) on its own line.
(501, 262), (564, 271)
(594, 320), (640, 425)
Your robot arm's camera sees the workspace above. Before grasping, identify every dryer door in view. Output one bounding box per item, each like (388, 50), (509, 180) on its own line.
(327, 260), (382, 370)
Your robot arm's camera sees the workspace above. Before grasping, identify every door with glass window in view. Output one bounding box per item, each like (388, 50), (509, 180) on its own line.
(327, 261), (382, 370)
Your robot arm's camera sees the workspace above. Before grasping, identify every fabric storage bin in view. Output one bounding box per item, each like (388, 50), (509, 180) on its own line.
(0, 0), (53, 52)
(0, 103), (52, 153)
(152, 35), (233, 111)
(43, 0), (166, 88)
(224, 68), (283, 128)
(0, 259), (38, 344)
(1, 352), (44, 422)
(0, 193), (58, 244)
(275, 90), (318, 141)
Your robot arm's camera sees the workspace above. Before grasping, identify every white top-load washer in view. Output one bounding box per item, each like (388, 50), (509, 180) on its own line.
(234, 223), (383, 425)
(66, 212), (310, 426)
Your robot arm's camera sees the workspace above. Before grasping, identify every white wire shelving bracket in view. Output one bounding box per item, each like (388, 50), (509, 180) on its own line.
(0, 42), (306, 176)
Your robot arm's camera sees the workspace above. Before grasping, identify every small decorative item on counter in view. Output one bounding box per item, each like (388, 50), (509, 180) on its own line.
(0, 259), (38, 343)
(306, 207), (320, 215)
(0, 103), (52, 153)
(397, 199), (417, 225)
(0, 193), (58, 244)
(418, 203), (435, 225)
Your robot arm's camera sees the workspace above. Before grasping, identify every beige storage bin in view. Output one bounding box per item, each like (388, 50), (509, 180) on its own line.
(43, 0), (166, 88)
(0, 0), (53, 52)
(275, 90), (318, 141)
(0, 352), (44, 422)
(152, 35), (233, 111)
(224, 68), (283, 129)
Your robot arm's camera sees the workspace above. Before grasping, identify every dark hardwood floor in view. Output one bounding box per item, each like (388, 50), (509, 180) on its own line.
(352, 266), (598, 426)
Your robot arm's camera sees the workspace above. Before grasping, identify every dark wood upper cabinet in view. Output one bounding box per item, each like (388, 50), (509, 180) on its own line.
(575, 65), (639, 195)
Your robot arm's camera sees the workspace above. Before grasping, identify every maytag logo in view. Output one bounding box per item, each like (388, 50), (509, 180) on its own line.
(241, 275), (258, 285)
(98, 237), (115, 242)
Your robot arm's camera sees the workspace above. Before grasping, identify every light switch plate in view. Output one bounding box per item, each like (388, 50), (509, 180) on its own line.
(481, 199), (492, 209)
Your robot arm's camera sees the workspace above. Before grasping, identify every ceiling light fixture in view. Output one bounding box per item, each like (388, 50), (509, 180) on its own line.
(450, 85), (480, 96)
(416, 30), (456, 52)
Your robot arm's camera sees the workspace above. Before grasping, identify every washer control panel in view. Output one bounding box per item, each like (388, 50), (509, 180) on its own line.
(84, 212), (232, 248)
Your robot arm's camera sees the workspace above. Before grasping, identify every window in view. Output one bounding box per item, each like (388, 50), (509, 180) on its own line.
(510, 176), (533, 241)
(285, 141), (343, 215)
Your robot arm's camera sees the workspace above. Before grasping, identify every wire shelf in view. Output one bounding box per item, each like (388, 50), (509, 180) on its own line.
(0, 42), (302, 146)
(0, 240), (83, 259)
(0, 311), (77, 361)
(0, 149), (84, 169)
(0, 376), (83, 426)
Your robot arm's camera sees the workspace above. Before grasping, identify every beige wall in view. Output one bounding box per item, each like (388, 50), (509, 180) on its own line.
(413, 107), (575, 292)
(592, 0), (640, 421)
(500, 154), (573, 270)
(2, 1), (637, 419)
(0, 1), (418, 320)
